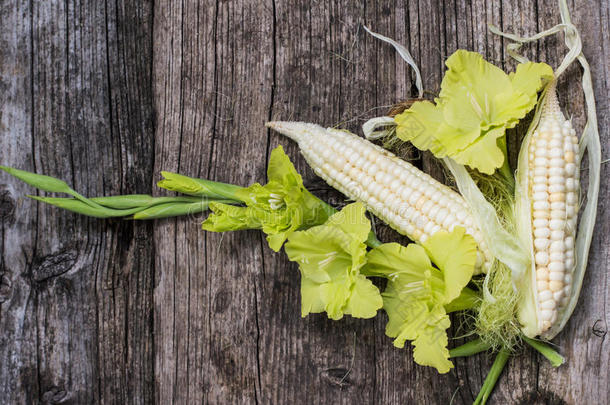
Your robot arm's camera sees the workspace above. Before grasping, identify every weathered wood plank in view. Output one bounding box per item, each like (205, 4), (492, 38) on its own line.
(0, 0), (607, 404)
(0, 0), (155, 404)
(0, 1), (39, 403)
(262, 2), (387, 403)
(152, 0), (274, 403)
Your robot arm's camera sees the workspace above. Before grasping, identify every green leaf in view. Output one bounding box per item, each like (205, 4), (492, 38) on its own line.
(27, 194), (228, 220)
(90, 194), (159, 209)
(0, 166), (72, 194)
(203, 146), (331, 251)
(284, 203), (382, 320)
(444, 287), (480, 313)
(422, 227), (477, 303)
(394, 50), (554, 174)
(27, 196), (133, 218)
(1, 166), (121, 211)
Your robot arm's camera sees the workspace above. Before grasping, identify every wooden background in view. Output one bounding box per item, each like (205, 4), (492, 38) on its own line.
(0, 0), (607, 404)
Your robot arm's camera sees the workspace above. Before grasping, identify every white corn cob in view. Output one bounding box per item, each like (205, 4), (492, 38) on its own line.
(267, 121), (493, 274)
(521, 86), (579, 336)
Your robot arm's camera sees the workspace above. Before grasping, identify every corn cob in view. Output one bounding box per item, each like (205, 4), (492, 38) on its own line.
(519, 85), (580, 337)
(267, 121), (493, 274)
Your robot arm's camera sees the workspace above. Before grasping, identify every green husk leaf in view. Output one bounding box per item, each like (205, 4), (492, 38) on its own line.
(362, 26), (423, 98)
(523, 336), (565, 367)
(444, 159), (527, 285)
(495, 0), (601, 339)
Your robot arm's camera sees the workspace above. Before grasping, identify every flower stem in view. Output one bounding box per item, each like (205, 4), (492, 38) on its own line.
(449, 338), (491, 358)
(91, 194), (201, 209)
(132, 199), (234, 220)
(473, 349), (510, 405)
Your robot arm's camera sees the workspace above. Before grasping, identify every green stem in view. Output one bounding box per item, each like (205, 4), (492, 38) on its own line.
(473, 349), (510, 405)
(133, 199), (233, 220)
(318, 199), (338, 219)
(67, 190), (113, 211)
(449, 338), (491, 358)
(90, 195), (201, 209)
(365, 231), (383, 248)
(28, 195), (233, 219)
(523, 336), (565, 367)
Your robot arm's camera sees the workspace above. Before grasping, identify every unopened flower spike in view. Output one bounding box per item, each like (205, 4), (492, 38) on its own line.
(202, 145), (332, 251)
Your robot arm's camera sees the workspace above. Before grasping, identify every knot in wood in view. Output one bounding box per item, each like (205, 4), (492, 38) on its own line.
(517, 389), (567, 405)
(41, 386), (67, 404)
(33, 249), (78, 282)
(320, 367), (352, 388)
(592, 320), (607, 338)
(0, 272), (12, 303)
(0, 188), (15, 222)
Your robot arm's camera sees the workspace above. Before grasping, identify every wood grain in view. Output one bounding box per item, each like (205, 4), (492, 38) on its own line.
(0, 0), (607, 404)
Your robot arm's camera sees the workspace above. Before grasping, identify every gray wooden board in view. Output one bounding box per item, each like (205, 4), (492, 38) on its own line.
(0, 0), (607, 403)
